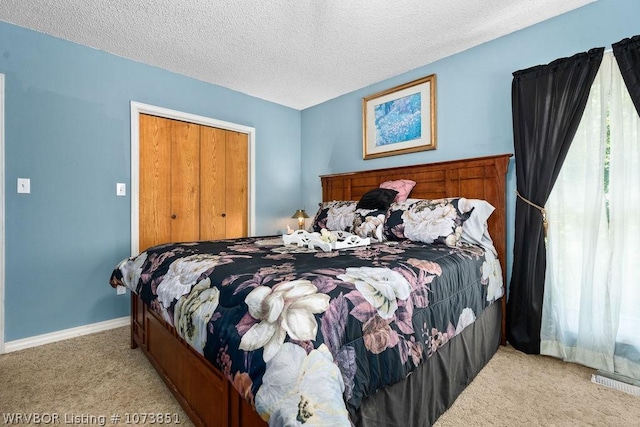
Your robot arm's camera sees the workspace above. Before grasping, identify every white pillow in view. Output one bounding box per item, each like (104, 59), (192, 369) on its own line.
(458, 199), (497, 255)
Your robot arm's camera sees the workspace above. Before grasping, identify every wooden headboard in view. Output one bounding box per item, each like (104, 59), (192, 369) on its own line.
(320, 154), (512, 343)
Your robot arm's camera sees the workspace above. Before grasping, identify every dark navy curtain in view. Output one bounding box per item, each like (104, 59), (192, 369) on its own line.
(507, 48), (604, 354)
(613, 35), (640, 116)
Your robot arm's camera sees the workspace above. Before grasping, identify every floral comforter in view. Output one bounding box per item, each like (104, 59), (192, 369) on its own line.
(110, 236), (503, 426)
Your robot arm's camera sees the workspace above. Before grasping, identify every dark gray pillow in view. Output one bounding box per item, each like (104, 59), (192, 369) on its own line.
(356, 188), (399, 210)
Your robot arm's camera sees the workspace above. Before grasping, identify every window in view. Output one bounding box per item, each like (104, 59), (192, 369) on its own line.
(541, 51), (640, 380)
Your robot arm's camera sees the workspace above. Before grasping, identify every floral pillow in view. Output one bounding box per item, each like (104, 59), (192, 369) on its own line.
(310, 201), (357, 232)
(383, 200), (414, 241)
(383, 198), (474, 247)
(352, 208), (387, 241)
(379, 179), (416, 202)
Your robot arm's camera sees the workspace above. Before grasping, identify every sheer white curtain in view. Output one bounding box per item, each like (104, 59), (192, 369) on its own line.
(541, 52), (640, 380)
(608, 49), (640, 378)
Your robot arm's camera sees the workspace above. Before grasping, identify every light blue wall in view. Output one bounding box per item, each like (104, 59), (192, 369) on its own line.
(1, 22), (301, 341)
(300, 0), (639, 287)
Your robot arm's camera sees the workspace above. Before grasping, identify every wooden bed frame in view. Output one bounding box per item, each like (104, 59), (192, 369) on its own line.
(130, 153), (512, 427)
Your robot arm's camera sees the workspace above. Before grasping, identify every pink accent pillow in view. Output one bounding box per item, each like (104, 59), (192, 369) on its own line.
(379, 179), (416, 202)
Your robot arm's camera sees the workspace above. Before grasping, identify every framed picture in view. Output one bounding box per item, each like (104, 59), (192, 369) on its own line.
(362, 74), (437, 160)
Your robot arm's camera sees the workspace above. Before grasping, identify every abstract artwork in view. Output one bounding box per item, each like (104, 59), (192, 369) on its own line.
(363, 74), (436, 159)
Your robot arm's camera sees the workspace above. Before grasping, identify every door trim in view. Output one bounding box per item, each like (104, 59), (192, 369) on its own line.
(0, 74), (5, 353)
(130, 101), (256, 255)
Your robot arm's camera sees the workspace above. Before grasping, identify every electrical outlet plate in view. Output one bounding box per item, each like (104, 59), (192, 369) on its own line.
(116, 285), (127, 295)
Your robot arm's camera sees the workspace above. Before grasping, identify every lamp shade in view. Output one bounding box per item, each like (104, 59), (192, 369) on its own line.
(291, 209), (309, 219)
(292, 209), (309, 230)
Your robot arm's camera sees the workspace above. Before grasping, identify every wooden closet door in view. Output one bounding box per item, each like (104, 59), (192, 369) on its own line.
(140, 114), (249, 249)
(139, 114), (172, 251)
(225, 131), (248, 239)
(170, 120), (200, 243)
(199, 126), (227, 240)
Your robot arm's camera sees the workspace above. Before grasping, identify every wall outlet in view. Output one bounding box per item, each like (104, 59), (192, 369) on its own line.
(116, 285), (127, 295)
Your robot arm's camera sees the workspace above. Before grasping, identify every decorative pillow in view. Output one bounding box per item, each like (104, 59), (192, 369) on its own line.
(352, 208), (387, 241)
(379, 179), (416, 202)
(383, 202), (410, 241)
(458, 199), (497, 254)
(310, 201), (357, 232)
(383, 198), (474, 247)
(356, 188), (398, 210)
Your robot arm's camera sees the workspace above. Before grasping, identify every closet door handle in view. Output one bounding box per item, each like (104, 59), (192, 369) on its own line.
(221, 213), (226, 217)
(171, 214), (177, 219)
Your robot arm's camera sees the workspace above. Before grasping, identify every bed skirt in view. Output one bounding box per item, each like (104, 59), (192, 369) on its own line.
(353, 298), (502, 426)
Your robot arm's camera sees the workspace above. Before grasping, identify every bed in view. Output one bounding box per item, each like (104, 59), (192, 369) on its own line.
(110, 154), (511, 427)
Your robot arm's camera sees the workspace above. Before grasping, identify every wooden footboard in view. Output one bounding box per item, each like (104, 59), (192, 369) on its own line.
(130, 294), (267, 427)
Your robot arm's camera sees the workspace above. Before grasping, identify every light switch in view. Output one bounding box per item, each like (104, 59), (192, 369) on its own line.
(116, 183), (126, 196)
(17, 178), (30, 194)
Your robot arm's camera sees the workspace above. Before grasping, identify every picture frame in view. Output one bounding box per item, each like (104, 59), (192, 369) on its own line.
(362, 74), (437, 160)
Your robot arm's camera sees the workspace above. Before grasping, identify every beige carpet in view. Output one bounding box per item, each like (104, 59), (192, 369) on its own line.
(0, 327), (192, 426)
(0, 326), (638, 426)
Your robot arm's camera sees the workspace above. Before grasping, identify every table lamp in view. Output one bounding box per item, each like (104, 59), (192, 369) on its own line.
(291, 209), (309, 230)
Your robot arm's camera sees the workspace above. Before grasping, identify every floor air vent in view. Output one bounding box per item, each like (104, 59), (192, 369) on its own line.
(591, 371), (640, 397)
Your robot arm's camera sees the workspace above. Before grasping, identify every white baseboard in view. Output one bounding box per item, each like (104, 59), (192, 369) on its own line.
(2, 316), (129, 354)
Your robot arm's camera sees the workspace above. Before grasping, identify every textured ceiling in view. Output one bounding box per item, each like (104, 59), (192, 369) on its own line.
(0, 0), (594, 109)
